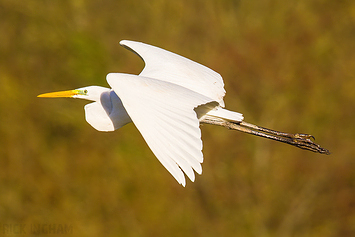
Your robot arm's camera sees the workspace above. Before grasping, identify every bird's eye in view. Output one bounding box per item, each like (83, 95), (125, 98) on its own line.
(84, 90), (88, 94)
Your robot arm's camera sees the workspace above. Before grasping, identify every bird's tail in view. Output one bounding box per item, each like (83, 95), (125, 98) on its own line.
(205, 107), (244, 122)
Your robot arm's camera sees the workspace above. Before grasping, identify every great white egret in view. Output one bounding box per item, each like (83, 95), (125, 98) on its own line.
(38, 40), (329, 186)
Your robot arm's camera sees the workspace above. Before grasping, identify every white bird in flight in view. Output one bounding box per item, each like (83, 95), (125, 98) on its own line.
(38, 40), (329, 186)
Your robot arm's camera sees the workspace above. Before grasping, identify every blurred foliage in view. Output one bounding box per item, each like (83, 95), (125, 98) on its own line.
(0, 0), (354, 236)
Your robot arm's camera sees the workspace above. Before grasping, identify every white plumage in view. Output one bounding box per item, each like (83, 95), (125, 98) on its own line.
(38, 40), (244, 186)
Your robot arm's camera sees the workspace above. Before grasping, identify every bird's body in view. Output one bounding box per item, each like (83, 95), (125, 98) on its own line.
(38, 40), (329, 186)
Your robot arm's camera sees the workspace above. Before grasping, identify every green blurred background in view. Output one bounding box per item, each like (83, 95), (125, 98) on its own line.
(1, 0), (354, 236)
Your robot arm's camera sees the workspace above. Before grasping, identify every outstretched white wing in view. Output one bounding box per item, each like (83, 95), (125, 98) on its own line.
(107, 73), (217, 186)
(120, 40), (226, 107)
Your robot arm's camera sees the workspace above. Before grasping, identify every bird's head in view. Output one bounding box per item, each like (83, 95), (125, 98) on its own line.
(38, 86), (110, 102)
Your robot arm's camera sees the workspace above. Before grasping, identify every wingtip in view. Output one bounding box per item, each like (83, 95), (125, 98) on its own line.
(175, 172), (186, 187)
(119, 39), (140, 47)
(119, 40), (128, 46)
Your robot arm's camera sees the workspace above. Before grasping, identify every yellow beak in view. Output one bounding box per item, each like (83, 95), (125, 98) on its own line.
(37, 90), (81, 98)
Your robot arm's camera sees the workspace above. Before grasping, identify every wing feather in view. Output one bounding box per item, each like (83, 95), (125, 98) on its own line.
(107, 73), (217, 185)
(120, 40), (226, 107)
